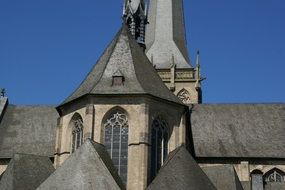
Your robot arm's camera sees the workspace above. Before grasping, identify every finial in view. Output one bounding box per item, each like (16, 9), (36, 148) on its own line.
(196, 50), (200, 67)
(171, 54), (176, 68)
(195, 50), (201, 90)
(195, 50), (201, 79)
(0, 88), (6, 97)
(123, 0), (148, 47)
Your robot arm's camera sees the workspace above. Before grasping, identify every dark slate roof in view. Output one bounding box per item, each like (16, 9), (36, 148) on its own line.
(265, 183), (285, 190)
(147, 146), (216, 190)
(60, 25), (182, 106)
(202, 165), (244, 190)
(0, 105), (58, 158)
(190, 104), (285, 158)
(0, 154), (55, 190)
(37, 139), (125, 190)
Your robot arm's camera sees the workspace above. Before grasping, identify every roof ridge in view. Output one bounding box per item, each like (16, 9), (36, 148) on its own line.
(161, 145), (183, 168)
(87, 27), (124, 94)
(124, 26), (147, 95)
(59, 27), (123, 106)
(127, 26), (183, 105)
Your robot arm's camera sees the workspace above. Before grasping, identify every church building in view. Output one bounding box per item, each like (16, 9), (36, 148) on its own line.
(0, 0), (284, 190)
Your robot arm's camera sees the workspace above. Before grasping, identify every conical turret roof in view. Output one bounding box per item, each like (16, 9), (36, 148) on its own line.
(60, 25), (182, 106)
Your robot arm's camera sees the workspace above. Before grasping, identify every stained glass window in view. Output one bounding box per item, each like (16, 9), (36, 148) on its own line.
(104, 111), (128, 185)
(150, 117), (169, 182)
(71, 115), (84, 153)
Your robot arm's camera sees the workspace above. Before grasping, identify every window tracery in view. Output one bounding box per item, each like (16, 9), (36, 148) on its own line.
(71, 115), (84, 153)
(266, 169), (284, 182)
(177, 88), (191, 104)
(104, 111), (129, 185)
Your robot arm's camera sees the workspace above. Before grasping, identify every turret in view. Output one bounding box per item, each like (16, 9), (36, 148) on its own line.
(123, 0), (148, 49)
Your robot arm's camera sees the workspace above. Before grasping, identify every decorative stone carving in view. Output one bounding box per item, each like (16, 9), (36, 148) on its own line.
(158, 71), (171, 80)
(175, 71), (194, 80)
(177, 89), (191, 104)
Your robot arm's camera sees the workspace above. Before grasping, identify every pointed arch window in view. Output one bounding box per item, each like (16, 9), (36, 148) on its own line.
(71, 114), (84, 153)
(104, 110), (129, 185)
(150, 117), (169, 181)
(265, 168), (285, 183)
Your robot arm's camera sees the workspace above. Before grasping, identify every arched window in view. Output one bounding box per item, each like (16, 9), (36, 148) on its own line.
(70, 114), (84, 153)
(264, 168), (285, 183)
(150, 117), (169, 181)
(104, 110), (129, 185)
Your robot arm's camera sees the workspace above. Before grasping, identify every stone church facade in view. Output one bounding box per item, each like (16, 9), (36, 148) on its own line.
(0, 0), (285, 190)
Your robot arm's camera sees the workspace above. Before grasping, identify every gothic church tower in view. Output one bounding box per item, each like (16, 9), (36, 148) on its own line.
(145, 0), (202, 104)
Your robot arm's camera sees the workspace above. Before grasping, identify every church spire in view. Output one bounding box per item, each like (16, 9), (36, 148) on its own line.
(123, 0), (148, 48)
(145, 0), (191, 69)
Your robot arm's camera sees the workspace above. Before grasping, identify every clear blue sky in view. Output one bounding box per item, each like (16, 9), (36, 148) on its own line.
(0, 0), (284, 105)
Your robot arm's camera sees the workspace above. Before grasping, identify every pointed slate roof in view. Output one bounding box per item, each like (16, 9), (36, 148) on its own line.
(60, 25), (182, 106)
(0, 154), (55, 190)
(145, 0), (192, 68)
(147, 146), (216, 190)
(37, 139), (125, 190)
(202, 165), (244, 190)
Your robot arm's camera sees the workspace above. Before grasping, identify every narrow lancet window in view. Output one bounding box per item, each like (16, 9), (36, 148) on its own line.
(71, 114), (84, 153)
(150, 117), (169, 181)
(104, 110), (129, 185)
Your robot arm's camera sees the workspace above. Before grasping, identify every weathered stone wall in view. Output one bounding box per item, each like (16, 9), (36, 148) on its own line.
(157, 69), (200, 104)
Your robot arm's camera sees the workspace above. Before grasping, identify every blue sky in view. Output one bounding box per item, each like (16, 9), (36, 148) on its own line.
(0, 0), (284, 105)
